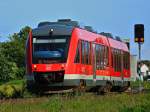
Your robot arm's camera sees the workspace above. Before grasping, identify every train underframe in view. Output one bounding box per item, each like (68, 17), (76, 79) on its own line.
(26, 71), (130, 94)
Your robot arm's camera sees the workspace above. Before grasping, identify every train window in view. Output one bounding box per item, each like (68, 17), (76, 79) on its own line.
(117, 50), (119, 71)
(96, 44), (100, 69)
(100, 46), (104, 69)
(99, 45), (102, 69)
(123, 52), (126, 69)
(123, 52), (130, 70)
(127, 53), (130, 69)
(112, 48), (114, 69)
(81, 41), (91, 65)
(32, 36), (70, 64)
(95, 44), (109, 70)
(88, 43), (91, 65)
(114, 49), (116, 69)
(95, 45), (109, 70)
(114, 49), (116, 71)
(115, 49), (118, 72)
(85, 41), (89, 64)
(118, 50), (122, 71)
(104, 46), (108, 67)
(112, 48), (120, 72)
(111, 48), (114, 67)
(81, 41), (85, 64)
(112, 49), (122, 72)
(74, 41), (80, 63)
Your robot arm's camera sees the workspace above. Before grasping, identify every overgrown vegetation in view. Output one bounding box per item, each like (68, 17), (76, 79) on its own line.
(0, 80), (25, 98)
(131, 81), (150, 89)
(0, 93), (150, 112)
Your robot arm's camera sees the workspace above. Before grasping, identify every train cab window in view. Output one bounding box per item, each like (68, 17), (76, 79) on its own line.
(32, 36), (70, 64)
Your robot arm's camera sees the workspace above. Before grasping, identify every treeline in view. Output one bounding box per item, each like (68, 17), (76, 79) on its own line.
(0, 26), (31, 83)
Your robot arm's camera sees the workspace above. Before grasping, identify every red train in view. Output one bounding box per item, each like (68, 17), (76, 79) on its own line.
(26, 19), (130, 92)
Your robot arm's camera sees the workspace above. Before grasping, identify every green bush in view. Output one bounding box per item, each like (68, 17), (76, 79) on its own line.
(0, 80), (26, 98)
(3, 85), (16, 98)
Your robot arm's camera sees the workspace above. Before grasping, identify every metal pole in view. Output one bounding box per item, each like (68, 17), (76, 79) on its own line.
(138, 43), (143, 92)
(138, 43), (141, 60)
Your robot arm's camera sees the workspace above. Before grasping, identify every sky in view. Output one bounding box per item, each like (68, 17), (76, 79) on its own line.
(0, 0), (150, 60)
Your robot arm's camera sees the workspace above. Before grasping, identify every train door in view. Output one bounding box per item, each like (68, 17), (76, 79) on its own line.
(92, 43), (96, 81)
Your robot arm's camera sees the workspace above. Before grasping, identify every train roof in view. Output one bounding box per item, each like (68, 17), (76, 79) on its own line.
(74, 28), (129, 52)
(32, 19), (129, 52)
(74, 28), (109, 46)
(108, 37), (129, 52)
(32, 19), (97, 37)
(32, 24), (74, 36)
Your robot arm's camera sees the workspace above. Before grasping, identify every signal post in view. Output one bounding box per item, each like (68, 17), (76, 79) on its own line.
(134, 24), (144, 91)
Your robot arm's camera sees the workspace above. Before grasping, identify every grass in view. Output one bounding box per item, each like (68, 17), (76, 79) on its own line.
(131, 81), (150, 89)
(0, 80), (150, 112)
(0, 93), (150, 112)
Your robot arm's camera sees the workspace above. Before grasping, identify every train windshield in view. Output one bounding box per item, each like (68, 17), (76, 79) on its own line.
(32, 36), (70, 64)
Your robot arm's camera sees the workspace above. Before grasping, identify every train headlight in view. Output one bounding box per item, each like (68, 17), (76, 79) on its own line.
(33, 65), (37, 69)
(61, 64), (65, 69)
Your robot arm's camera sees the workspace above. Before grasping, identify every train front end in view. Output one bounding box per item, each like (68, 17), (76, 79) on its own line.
(26, 21), (74, 88)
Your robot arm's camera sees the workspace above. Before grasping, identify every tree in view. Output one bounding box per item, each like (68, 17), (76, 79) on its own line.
(0, 52), (18, 82)
(0, 26), (31, 81)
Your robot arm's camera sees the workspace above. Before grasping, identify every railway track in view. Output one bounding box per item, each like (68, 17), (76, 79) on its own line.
(41, 86), (150, 96)
(1, 86), (150, 101)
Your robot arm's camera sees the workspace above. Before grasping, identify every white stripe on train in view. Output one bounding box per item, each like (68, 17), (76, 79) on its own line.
(64, 74), (130, 81)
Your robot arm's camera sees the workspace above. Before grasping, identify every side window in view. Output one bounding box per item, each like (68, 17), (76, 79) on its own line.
(100, 45), (104, 69)
(127, 53), (130, 69)
(74, 40), (80, 63)
(112, 49), (122, 72)
(88, 43), (91, 65)
(99, 45), (102, 69)
(123, 52), (130, 70)
(123, 52), (127, 69)
(111, 48), (114, 67)
(81, 41), (91, 65)
(118, 50), (121, 72)
(96, 44), (100, 69)
(81, 41), (85, 64)
(104, 47), (108, 66)
(96, 45), (109, 70)
(114, 49), (118, 72)
(85, 41), (89, 64)
(116, 50), (119, 71)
